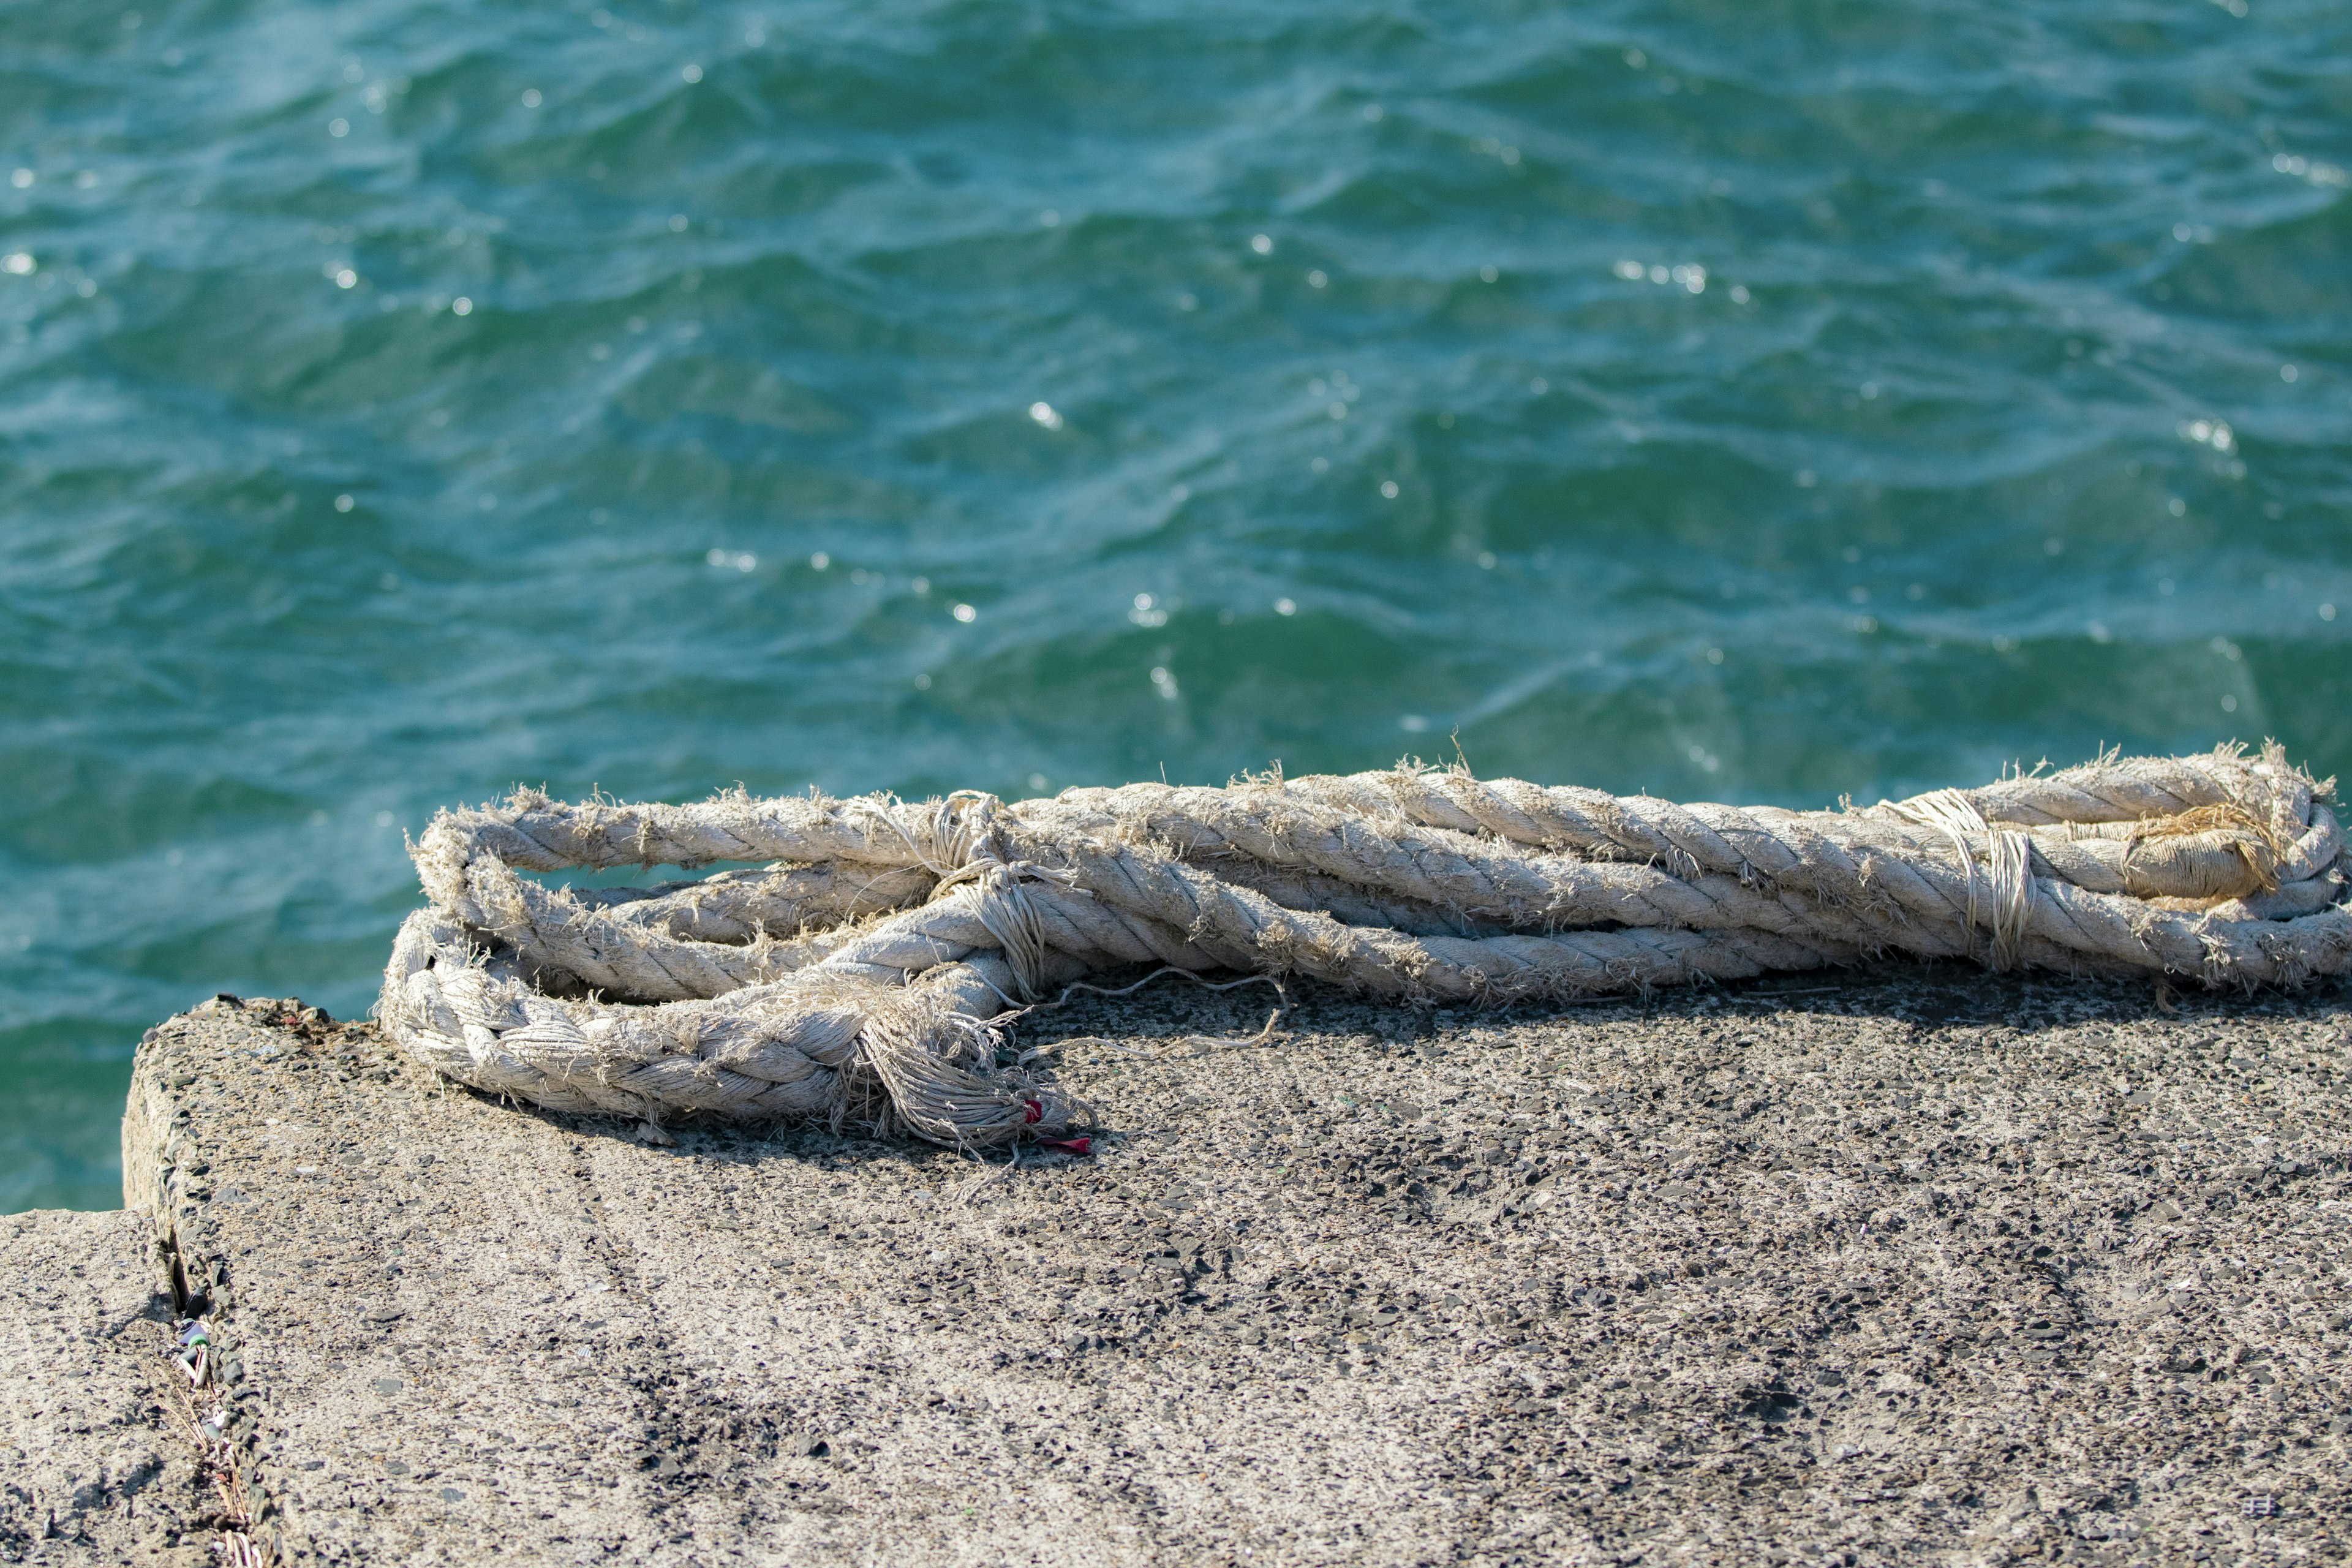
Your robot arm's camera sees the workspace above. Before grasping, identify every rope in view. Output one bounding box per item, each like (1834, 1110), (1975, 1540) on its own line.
(375, 743), (2349, 1150)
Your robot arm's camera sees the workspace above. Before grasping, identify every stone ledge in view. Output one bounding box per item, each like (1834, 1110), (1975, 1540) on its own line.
(12, 971), (2352, 1564)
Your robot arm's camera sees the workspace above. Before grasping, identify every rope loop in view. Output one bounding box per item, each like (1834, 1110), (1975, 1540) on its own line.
(378, 745), (2348, 1146)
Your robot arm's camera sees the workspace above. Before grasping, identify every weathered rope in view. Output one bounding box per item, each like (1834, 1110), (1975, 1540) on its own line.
(375, 744), (2348, 1150)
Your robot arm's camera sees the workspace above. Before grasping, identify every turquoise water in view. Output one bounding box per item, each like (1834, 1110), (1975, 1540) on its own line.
(4, 1), (2348, 1211)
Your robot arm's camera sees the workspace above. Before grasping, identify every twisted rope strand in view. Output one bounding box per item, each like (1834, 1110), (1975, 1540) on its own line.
(377, 745), (2345, 1148)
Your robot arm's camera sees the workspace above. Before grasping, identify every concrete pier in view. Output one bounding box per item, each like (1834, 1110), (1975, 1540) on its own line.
(7, 972), (2351, 1564)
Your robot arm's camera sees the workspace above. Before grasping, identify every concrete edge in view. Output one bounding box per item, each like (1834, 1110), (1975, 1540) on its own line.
(123, 995), (331, 1567)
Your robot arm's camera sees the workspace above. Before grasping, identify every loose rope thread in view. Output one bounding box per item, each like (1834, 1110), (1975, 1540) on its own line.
(375, 743), (2348, 1150)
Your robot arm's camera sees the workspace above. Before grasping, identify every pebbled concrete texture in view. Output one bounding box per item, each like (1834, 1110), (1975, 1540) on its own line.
(0, 1208), (200, 1565)
(15, 971), (2352, 1565)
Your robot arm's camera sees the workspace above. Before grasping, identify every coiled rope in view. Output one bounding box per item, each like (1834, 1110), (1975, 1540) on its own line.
(376, 744), (2346, 1150)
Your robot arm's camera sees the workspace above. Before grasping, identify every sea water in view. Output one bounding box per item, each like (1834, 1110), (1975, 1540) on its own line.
(3, 0), (2347, 1208)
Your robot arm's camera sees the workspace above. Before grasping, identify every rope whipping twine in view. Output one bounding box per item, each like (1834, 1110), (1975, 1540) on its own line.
(376, 744), (2348, 1151)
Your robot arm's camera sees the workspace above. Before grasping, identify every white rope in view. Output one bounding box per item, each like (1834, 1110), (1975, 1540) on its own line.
(376, 743), (2350, 1148)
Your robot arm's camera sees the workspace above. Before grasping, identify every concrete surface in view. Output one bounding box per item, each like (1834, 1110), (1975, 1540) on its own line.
(10, 971), (2352, 1566)
(0, 1208), (199, 1565)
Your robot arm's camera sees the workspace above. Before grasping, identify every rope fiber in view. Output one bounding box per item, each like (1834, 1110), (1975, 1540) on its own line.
(376, 744), (2347, 1150)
